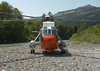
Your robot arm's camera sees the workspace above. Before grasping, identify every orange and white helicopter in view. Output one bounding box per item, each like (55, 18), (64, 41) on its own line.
(29, 15), (66, 54)
(0, 7), (100, 54)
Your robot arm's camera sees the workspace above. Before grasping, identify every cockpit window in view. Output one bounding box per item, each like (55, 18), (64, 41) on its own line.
(42, 30), (47, 35)
(48, 29), (51, 35)
(52, 30), (57, 35)
(41, 27), (57, 36)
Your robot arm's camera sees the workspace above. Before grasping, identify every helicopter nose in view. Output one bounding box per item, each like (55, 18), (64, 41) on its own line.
(49, 39), (51, 41)
(41, 36), (58, 50)
(43, 36), (56, 42)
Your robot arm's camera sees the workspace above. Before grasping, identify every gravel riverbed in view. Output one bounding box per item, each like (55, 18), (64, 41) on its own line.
(0, 42), (100, 71)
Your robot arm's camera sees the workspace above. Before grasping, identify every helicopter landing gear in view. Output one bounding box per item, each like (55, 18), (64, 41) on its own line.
(47, 50), (51, 53)
(59, 45), (66, 53)
(31, 49), (35, 54)
(61, 50), (65, 53)
(58, 36), (66, 53)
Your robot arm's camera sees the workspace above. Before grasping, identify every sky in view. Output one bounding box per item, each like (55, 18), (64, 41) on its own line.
(0, 0), (100, 17)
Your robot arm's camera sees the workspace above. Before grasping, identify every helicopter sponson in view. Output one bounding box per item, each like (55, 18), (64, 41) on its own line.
(29, 40), (36, 48)
(58, 41), (66, 48)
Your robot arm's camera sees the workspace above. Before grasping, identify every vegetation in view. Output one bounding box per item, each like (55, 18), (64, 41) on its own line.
(70, 23), (100, 44)
(0, 1), (28, 43)
(0, 1), (100, 44)
(24, 20), (42, 41)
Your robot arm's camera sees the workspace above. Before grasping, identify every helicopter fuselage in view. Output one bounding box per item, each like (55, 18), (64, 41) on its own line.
(40, 21), (58, 50)
(29, 21), (65, 54)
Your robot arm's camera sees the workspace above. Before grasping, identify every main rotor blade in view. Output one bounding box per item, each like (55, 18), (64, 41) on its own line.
(54, 7), (100, 18)
(0, 12), (39, 18)
(0, 19), (35, 22)
(54, 19), (100, 22)
(1, 19), (100, 22)
(0, 20), (23, 22)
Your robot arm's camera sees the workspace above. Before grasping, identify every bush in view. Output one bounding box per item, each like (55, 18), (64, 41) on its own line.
(70, 24), (100, 44)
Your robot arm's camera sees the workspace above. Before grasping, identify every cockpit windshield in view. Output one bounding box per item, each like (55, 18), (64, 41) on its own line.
(52, 30), (57, 35)
(42, 29), (57, 36)
(42, 30), (47, 35)
(48, 29), (51, 35)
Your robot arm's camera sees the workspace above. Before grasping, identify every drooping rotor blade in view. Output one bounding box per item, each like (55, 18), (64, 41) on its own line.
(0, 12), (39, 18)
(54, 19), (100, 22)
(54, 7), (100, 18)
(31, 31), (40, 33)
(0, 20), (23, 22)
(0, 19), (35, 22)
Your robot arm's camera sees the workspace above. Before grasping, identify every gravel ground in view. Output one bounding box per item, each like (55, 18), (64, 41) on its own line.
(0, 42), (100, 71)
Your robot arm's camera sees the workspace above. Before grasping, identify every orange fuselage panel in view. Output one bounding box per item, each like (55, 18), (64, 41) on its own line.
(41, 36), (58, 50)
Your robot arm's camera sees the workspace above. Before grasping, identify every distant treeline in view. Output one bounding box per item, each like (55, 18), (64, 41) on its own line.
(57, 22), (89, 40)
(0, 18), (90, 43)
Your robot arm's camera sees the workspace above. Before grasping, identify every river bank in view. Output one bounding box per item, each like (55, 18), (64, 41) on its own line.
(0, 42), (100, 71)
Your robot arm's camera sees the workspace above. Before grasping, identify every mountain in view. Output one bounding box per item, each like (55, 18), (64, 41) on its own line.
(54, 5), (100, 26)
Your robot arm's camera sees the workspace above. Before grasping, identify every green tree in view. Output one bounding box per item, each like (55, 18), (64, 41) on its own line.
(73, 24), (78, 33)
(0, 1), (28, 43)
(80, 22), (88, 31)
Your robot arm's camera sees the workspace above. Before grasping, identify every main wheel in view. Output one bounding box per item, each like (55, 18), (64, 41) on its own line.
(61, 50), (65, 53)
(31, 50), (35, 54)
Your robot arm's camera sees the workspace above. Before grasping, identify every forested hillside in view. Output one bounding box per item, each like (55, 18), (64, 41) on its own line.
(54, 5), (100, 26)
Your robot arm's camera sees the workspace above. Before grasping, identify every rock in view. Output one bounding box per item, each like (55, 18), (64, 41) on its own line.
(15, 59), (18, 61)
(73, 58), (76, 60)
(3, 64), (6, 67)
(82, 68), (87, 71)
(77, 67), (79, 69)
(98, 66), (100, 68)
(51, 69), (54, 71)
(0, 64), (2, 67)
(86, 64), (89, 66)
(8, 65), (11, 68)
(59, 61), (62, 63)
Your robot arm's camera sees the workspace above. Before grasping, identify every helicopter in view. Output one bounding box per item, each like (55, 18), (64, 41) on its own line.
(29, 15), (66, 54)
(0, 7), (100, 54)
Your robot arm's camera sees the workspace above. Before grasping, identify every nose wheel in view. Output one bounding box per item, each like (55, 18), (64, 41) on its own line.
(61, 50), (65, 53)
(31, 50), (35, 54)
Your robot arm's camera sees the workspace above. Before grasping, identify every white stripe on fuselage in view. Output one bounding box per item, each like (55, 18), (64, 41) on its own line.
(47, 26), (51, 29)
